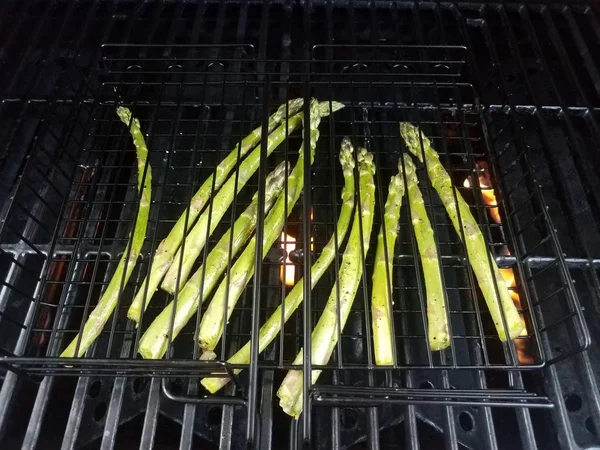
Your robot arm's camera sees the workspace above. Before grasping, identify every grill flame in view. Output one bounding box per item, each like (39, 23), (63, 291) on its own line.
(280, 232), (296, 286)
(464, 164), (531, 363)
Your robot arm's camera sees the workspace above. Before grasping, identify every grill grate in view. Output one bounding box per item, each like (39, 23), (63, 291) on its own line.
(0, 2), (599, 450)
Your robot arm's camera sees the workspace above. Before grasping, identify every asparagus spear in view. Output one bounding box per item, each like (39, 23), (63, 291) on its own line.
(137, 161), (288, 359)
(127, 99), (303, 322)
(371, 158), (405, 365)
(197, 99), (328, 353)
(401, 154), (449, 350)
(61, 107), (152, 357)
(201, 138), (356, 393)
(399, 122), (524, 341)
(277, 148), (376, 418)
(160, 101), (344, 295)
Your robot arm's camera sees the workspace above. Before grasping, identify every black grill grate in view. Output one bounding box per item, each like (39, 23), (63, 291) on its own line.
(0, 2), (599, 450)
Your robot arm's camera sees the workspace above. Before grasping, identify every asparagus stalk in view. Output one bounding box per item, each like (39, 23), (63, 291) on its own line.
(201, 138), (356, 393)
(137, 162), (288, 359)
(160, 101), (344, 296)
(399, 122), (524, 341)
(371, 159), (405, 365)
(127, 99), (303, 322)
(277, 148), (376, 418)
(401, 154), (449, 350)
(197, 99), (329, 353)
(61, 107), (152, 357)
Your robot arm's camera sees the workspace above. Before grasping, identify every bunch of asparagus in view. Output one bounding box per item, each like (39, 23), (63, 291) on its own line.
(399, 123), (524, 342)
(197, 99), (326, 354)
(277, 147), (376, 418)
(60, 99), (344, 359)
(129, 99), (304, 321)
(137, 161), (289, 359)
(201, 138), (357, 393)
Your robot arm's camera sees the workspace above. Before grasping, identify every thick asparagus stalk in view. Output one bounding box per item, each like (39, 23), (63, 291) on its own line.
(137, 162), (288, 359)
(201, 138), (356, 393)
(61, 107), (152, 357)
(160, 101), (344, 295)
(400, 122), (524, 341)
(127, 99), (303, 322)
(401, 154), (449, 350)
(277, 148), (376, 418)
(371, 159), (405, 365)
(197, 99), (329, 352)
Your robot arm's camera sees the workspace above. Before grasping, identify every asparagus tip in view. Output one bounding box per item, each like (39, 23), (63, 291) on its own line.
(200, 350), (217, 361)
(358, 147), (375, 175)
(277, 98), (304, 116)
(402, 153), (417, 179)
(318, 100), (345, 117)
(399, 122), (431, 150)
(339, 138), (356, 172)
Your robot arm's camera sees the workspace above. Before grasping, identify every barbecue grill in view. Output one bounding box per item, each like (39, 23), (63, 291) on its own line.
(0, 1), (599, 449)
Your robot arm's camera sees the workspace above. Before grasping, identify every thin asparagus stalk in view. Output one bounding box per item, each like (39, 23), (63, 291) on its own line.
(127, 99), (303, 322)
(277, 148), (376, 418)
(399, 122), (524, 341)
(61, 107), (152, 357)
(137, 161), (288, 359)
(197, 99), (329, 353)
(401, 154), (449, 350)
(201, 138), (356, 394)
(160, 101), (344, 295)
(371, 158), (405, 365)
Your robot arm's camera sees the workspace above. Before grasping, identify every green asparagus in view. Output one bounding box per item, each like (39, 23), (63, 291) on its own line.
(277, 147), (376, 418)
(401, 154), (449, 350)
(197, 99), (330, 353)
(371, 158), (405, 365)
(160, 101), (344, 295)
(137, 161), (288, 359)
(201, 138), (356, 393)
(61, 107), (152, 357)
(127, 99), (303, 322)
(400, 122), (524, 341)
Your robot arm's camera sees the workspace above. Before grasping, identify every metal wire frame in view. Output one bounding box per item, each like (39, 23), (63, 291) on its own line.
(0, 38), (585, 403)
(0, 2), (599, 450)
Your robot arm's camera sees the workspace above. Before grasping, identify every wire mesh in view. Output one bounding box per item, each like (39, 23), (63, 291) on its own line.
(0, 42), (585, 413)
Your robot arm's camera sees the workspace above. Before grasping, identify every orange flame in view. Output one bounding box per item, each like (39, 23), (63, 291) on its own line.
(465, 165), (531, 362)
(280, 232), (296, 286)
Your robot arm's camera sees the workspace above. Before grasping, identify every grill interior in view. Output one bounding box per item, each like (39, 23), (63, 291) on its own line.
(0, 1), (600, 449)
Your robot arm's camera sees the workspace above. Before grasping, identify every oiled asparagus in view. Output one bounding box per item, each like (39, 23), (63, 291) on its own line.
(127, 99), (303, 322)
(371, 158), (405, 365)
(137, 162), (288, 359)
(61, 107), (152, 357)
(400, 122), (524, 341)
(401, 154), (449, 350)
(160, 101), (343, 295)
(277, 148), (376, 418)
(197, 99), (330, 352)
(201, 138), (356, 393)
